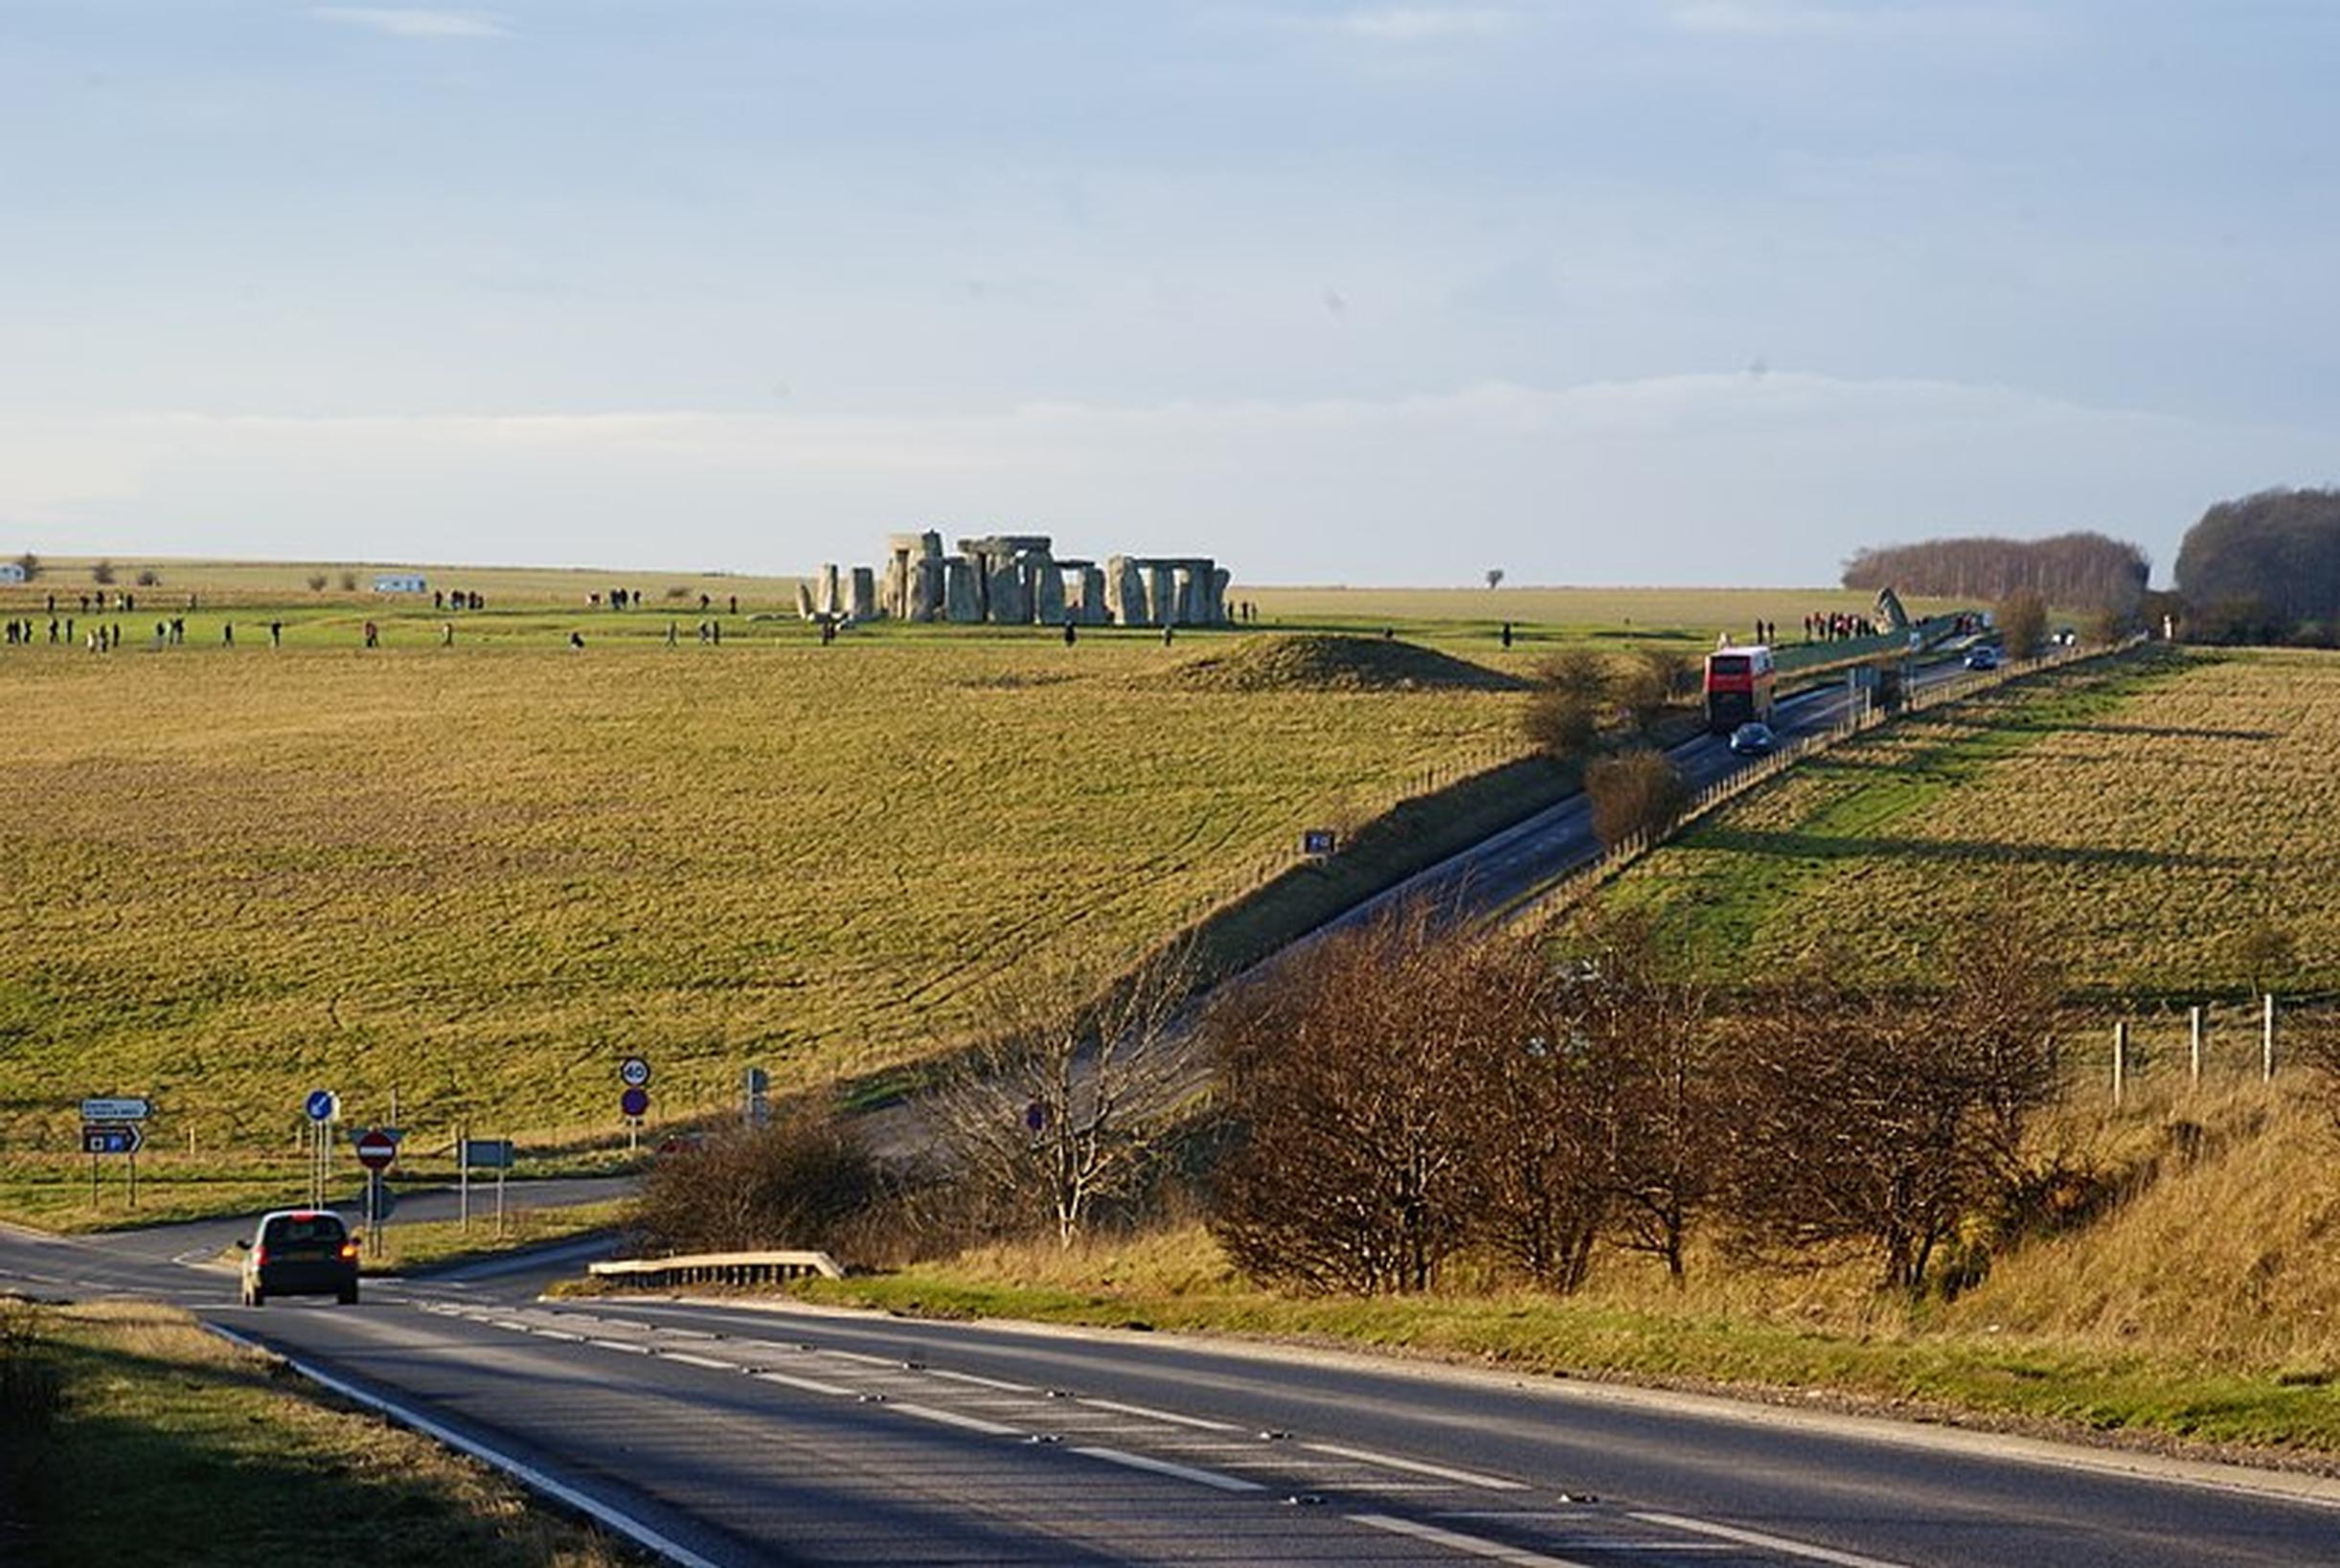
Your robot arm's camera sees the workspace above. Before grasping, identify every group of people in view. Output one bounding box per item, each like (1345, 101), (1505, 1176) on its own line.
(1804, 611), (1880, 642)
(433, 589), (488, 611)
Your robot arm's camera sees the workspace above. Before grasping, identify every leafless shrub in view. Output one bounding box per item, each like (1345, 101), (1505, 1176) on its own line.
(629, 1114), (884, 1256)
(306, 572), (329, 593)
(1719, 909), (2061, 1295)
(90, 558), (115, 585)
(1583, 749), (1689, 849)
(1996, 588), (2048, 659)
(1207, 904), (1485, 1293)
(134, 568), (162, 587)
(920, 944), (1198, 1246)
(337, 570), (358, 592)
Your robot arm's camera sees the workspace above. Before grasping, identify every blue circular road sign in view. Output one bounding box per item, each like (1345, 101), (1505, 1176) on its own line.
(305, 1089), (338, 1123)
(620, 1086), (649, 1120)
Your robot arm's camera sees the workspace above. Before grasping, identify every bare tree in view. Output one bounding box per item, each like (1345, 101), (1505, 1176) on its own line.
(12, 553), (36, 582)
(1996, 589), (2048, 658)
(90, 558), (115, 585)
(1208, 904), (1482, 1293)
(922, 943), (1197, 1246)
(631, 1114), (882, 1255)
(1521, 648), (1608, 759)
(306, 572), (329, 593)
(1485, 568), (1506, 590)
(1720, 915), (2061, 1295)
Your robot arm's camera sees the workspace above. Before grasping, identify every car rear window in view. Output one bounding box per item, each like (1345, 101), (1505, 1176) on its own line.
(263, 1215), (347, 1245)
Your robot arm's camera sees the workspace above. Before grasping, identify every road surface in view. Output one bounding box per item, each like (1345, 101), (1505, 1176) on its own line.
(2, 1225), (2333, 1567)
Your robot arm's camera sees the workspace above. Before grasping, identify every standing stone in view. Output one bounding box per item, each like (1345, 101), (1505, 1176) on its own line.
(1107, 556), (1147, 625)
(795, 582), (816, 621)
(988, 560), (1028, 624)
(1029, 551), (1066, 624)
(943, 558), (980, 623)
(909, 557), (942, 621)
(1173, 566), (1200, 627)
(1209, 565), (1232, 624)
(1147, 563), (1179, 626)
(1077, 565), (1109, 625)
(848, 566), (877, 622)
(816, 564), (841, 618)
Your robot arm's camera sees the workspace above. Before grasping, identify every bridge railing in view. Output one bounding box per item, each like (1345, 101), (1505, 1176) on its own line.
(586, 1250), (844, 1289)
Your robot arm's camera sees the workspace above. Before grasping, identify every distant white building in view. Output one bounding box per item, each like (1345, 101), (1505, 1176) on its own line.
(373, 573), (427, 594)
(0, 562), (24, 584)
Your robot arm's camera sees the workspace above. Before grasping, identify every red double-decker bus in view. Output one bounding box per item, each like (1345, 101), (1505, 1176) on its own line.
(1703, 645), (1775, 734)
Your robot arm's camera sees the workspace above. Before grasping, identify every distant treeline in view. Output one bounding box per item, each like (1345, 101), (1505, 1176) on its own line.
(1840, 532), (2148, 613)
(2175, 489), (2340, 646)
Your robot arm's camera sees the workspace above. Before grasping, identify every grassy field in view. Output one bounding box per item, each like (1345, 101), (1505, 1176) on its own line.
(1608, 646), (2340, 1000)
(0, 633), (1536, 1183)
(0, 1299), (639, 1565)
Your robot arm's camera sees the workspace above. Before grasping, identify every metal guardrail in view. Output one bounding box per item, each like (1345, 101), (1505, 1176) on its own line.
(587, 1250), (844, 1287)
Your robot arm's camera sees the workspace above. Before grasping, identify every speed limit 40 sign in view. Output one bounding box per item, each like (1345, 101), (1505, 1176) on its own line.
(619, 1057), (651, 1089)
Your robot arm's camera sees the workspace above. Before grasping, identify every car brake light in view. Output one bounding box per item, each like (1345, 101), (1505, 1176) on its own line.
(338, 1242), (359, 1261)
(251, 1246), (267, 1266)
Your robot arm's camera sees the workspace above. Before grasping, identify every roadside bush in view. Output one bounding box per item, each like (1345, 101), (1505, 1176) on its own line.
(1207, 904), (1485, 1293)
(90, 558), (115, 585)
(629, 1115), (884, 1257)
(11, 553), (36, 582)
(1996, 588), (2048, 659)
(1521, 648), (1608, 759)
(337, 570), (358, 592)
(134, 568), (162, 587)
(306, 572), (329, 592)
(1583, 749), (1689, 849)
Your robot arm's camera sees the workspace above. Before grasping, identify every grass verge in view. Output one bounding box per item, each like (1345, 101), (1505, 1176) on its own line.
(366, 1200), (631, 1275)
(0, 1298), (643, 1566)
(787, 1221), (2340, 1464)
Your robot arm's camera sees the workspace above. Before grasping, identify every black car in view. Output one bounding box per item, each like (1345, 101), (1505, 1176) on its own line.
(1964, 644), (2001, 670)
(1728, 721), (1777, 757)
(239, 1209), (359, 1306)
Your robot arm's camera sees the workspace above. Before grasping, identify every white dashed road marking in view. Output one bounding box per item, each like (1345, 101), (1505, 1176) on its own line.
(1347, 1511), (1593, 1566)
(1073, 1446), (1265, 1493)
(1305, 1442), (1527, 1490)
(1631, 1511), (1914, 1568)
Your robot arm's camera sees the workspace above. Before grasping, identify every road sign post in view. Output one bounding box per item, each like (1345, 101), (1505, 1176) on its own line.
(620, 1085), (650, 1153)
(79, 1107), (148, 1211)
(304, 1090), (339, 1209)
(352, 1127), (399, 1258)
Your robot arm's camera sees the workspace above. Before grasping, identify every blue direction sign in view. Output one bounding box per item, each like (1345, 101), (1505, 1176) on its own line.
(81, 1123), (143, 1156)
(305, 1089), (339, 1123)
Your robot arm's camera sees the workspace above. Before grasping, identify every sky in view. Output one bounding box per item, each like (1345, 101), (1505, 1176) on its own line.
(3, 1), (2336, 586)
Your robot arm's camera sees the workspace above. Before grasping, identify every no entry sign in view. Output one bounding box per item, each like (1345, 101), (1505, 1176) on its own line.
(353, 1127), (399, 1171)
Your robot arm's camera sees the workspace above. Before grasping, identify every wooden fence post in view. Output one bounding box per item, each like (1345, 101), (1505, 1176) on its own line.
(2263, 993), (2277, 1081)
(2189, 1005), (2203, 1087)
(2112, 1021), (2127, 1107)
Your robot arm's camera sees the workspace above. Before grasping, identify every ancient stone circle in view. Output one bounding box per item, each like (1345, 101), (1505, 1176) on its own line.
(800, 533), (1231, 627)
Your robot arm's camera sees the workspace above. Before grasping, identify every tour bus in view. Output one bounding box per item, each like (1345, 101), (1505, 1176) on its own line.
(1703, 644), (1776, 734)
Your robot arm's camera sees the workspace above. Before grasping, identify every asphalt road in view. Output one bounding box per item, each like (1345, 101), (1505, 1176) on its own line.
(5, 1223), (2334, 1567)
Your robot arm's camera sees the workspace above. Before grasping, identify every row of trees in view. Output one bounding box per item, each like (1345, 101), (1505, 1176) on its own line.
(2174, 488), (2340, 645)
(1207, 901), (2064, 1297)
(1842, 533), (2148, 614)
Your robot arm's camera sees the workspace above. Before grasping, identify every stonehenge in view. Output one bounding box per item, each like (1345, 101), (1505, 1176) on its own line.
(806, 533), (1232, 628)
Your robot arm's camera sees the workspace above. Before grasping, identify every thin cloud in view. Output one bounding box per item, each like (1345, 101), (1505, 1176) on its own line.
(1665, 1), (2043, 42)
(307, 7), (511, 40)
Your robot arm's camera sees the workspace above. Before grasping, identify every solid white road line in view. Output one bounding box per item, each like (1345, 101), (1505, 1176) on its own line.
(1072, 1445), (1265, 1493)
(1630, 1511), (1913, 1568)
(1347, 1512), (1593, 1567)
(202, 1323), (730, 1568)
(1078, 1398), (1238, 1431)
(891, 1402), (1024, 1438)
(590, 1338), (655, 1355)
(1305, 1442), (1527, 1490)
(660, 1352), (736, 1372)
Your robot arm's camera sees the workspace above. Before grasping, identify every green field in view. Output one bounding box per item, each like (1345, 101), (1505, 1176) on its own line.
(1610, 646), (2340, 1000)
(0, 631), (1535, 1177)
